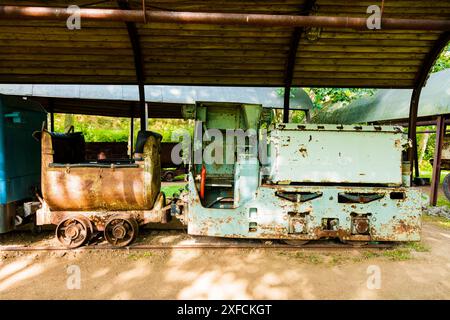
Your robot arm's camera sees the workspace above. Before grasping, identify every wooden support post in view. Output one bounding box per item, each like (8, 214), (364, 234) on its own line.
(139, 84), (147, 131)
(430, 115), (445, 206)
(50, 112), (54, 132)
(283, 87), (290, 123)
(408, 88), (420, 185)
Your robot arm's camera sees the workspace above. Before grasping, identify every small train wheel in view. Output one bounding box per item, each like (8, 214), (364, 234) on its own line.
(342, 240), (369, 247)
(283, 240), (310, 246)
(56, 216), (93, 248)
(442, 173), (450, 201)
(104, 216), (139, 247)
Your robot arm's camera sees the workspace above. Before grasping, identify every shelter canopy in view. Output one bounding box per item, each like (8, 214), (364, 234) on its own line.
(0, 85), (313, 118)
(0, 0), (449, 88)
(312, 69), (450, 124)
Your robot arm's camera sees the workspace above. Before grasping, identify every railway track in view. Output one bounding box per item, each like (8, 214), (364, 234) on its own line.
(0, 241), (396, 252)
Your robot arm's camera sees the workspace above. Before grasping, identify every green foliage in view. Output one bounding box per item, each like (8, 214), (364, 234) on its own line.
(305, 88), (377, 109)
(54, 114), (192, 143)
(432, 44), (450, 73)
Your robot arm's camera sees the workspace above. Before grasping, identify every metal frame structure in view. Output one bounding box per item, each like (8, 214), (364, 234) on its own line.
(407, 32), (450, 184)
(282, 0), (316, 123)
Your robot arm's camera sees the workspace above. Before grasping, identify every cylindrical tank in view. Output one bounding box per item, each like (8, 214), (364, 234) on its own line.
(40, 130), (161, 211)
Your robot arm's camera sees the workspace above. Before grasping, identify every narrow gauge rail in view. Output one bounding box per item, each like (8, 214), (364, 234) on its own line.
(0, 241), (395, 252)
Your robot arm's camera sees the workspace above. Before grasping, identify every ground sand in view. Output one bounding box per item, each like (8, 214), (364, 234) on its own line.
(0, 222), (449, 300)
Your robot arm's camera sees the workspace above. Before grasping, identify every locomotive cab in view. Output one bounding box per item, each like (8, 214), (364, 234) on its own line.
(177, 102), (423, 244)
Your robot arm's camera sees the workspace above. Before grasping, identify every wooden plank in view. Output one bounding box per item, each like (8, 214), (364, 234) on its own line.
(0, 60), (136, 69)
(0, 47), (135, 55)
(146, 69), (283, 77)
(299, 45), (431, 53)
(0, 54), (285, 64)
(297, 58), (423, 66)
(139, 36), (291, 45)
(0, 68), (137, 76)
(319, 32), (440, 41)
(144, 76), (283, 85)
(0, 75), (136, 84)
(143, 48), (288, 57)
(140, 42), (290, 50)
(0, 33), (132, 42)
(140, 22), (291, 31)
(296, 51), (427, 59)
(291, 77), (414, 87)
(299, 39), (435, 47)
(294, 71), (416, 79)
(139, 29), (291, 38)
(0, 54), (136, 62)
(0, 40), (132, 49)
(0, 27), (129, 35)
(144, 62), (284, 70)
(295, 65), (418, 73)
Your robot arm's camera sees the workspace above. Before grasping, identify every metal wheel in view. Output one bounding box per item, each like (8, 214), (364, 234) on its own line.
(442, 173), (450, 201)
(283, 240), (310, 246)
(104, 216), (139, 247)
(342, 240), (369, 247)
(56, 216), (93, 248)
(164, 172), (174, 182)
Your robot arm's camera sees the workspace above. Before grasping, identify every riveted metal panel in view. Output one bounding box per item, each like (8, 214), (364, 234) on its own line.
(268, 124), (406, 186)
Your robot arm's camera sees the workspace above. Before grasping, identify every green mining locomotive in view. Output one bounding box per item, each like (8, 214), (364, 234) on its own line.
(173, 102), (423, 244)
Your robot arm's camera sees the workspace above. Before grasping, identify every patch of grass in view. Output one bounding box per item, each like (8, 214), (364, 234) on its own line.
(419, 170), (450, 184)
(307, 253), (323, 264)
(381, 248), (412, 261)
(329, 254), (346, 265)
(362, 250), (381, 259)
(436, 197), (450, 208)
(127, 251), (153, 261)
(278, 251), (325, 264)
(161, 184), (186, 198)
(404, 241), (430, 252)
(422, 215), (450, 230)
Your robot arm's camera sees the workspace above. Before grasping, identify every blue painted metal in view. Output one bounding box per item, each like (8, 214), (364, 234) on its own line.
(181, 102), (423, 242)
(186, 174), (422, 241)
(0, 94), (46, 233)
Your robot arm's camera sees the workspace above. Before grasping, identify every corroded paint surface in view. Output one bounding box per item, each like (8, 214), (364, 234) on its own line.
(268, 124), (406, 186)
(37, 191), (168, 229)
(40, 131), (161, 211)
(185, 174), (423, 241)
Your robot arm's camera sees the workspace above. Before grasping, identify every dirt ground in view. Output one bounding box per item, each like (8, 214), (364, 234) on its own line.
(0, 220), (449, 300)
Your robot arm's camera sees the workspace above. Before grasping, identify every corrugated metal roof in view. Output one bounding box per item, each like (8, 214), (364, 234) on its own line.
(0, 0), (449, 88)
(0, 85), (313, 117)
(312, 69), (450, 124)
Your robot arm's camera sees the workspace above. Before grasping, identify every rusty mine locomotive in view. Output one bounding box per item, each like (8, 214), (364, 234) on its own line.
(1, 95), (423, 248)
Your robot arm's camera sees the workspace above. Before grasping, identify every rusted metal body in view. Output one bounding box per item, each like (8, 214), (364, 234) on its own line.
(36, 130), (168, 234)
(1, 6), (450, 31)
(183, 177), (422, 242)
(177, 102), (423, 242)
